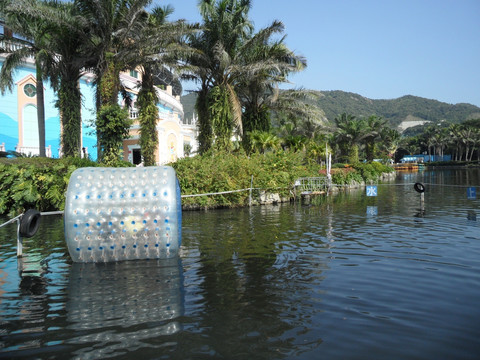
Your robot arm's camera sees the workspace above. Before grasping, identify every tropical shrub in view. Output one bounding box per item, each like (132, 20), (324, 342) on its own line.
(0, 157), (131, 216)
(96, 104), (131, 166)
(171, 150), (321, 209)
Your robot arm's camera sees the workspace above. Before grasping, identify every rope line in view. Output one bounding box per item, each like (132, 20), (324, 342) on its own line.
(40, 211), (64, 216)
(422, 183), (478, 188)
(0, 214), (22, 229)
(181, 188), (252, 198)
(1, 183), (477, 228)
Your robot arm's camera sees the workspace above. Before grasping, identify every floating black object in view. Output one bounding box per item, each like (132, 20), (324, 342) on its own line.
(19, 209), (41, 238)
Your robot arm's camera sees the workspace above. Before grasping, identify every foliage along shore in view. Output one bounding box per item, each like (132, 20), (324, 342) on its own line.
(0, 152), (395, 217)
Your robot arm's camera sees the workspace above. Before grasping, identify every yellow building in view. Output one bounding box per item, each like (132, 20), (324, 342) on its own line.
(120, 70), (197, 166)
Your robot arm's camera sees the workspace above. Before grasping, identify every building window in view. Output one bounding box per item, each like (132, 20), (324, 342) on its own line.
(129, 108), (139, 119)
(24, 83), (36, 97)
(130, 70), (138, 78)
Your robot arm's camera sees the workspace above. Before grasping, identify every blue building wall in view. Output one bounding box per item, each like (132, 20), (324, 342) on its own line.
(0, 60), (97, 160)
(79, 80), (97, 158)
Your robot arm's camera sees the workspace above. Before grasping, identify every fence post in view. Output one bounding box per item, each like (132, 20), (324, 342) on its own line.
(249, 175), (253, 207)
(16, 218), (23, 257)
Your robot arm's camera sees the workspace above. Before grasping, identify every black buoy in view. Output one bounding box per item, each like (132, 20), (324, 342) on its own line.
(19, 209), (41, 238)
(414, 182), (425, 193)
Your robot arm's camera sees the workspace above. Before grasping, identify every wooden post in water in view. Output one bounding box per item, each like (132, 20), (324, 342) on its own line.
(414, 182), (426, 216)
(16, 218), (23, 257)
(249, 176), (253, 207)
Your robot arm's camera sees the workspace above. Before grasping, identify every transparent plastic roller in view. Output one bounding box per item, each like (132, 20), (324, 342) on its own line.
(64, 166), (182, 263)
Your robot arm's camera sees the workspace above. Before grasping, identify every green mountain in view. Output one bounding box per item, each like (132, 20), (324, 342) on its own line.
(181, 91), (480, 131)
(316, 91), (480, 129)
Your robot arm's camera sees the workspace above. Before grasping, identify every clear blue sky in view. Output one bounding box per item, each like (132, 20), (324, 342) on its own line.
(165, 0), (480, 107)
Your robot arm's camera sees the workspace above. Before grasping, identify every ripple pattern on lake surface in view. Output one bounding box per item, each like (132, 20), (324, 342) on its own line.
(1, 169), (479, 359)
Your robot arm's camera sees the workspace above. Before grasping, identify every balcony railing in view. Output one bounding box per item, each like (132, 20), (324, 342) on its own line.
(0, 39), (31, 54)
(15, 145), (52, 157)
(129, 108), (139, 119)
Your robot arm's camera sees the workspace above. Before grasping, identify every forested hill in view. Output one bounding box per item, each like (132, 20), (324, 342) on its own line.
(180, 91), (480, 129)
(315, 91), (480, 128)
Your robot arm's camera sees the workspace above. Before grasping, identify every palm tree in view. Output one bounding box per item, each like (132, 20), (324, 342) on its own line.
(249, 130), (280, 154)
(381, 127), (401, 161)
(76, 0), (152, 162)
(44, 0), (93, 157)
(125, 5), (192, 166)
(334, 113), (367, 163)
(0, 0), (52, 157)
(183, 0), (256, 152)
(235, 20), (307, 134)
(363, 115), (386, 161)
(2, 0), (101, 158)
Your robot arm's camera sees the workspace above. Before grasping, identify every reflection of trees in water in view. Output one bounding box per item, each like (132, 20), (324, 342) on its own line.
(181, 205), (326, 358)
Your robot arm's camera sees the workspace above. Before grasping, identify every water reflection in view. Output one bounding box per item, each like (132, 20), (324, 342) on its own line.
(1, 169), (479, 359)
(65, 259), (184, 359)
(180, 205), (329, 358)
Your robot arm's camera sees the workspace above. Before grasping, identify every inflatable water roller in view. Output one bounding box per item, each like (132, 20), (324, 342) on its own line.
(63, 166), (181, 263)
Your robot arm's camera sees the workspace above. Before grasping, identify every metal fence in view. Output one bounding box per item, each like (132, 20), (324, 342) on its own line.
(294, 177), (329, 192)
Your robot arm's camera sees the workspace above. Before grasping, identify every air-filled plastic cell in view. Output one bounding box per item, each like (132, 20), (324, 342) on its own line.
(64, 166), (182, 262)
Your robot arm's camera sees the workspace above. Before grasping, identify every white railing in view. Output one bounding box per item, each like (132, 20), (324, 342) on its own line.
(15, 145), (52, 157)
(129, 108), (139, 119)
(0, 39), (32, 54)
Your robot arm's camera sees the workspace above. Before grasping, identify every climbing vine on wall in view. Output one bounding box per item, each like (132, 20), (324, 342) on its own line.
(208, 85), (233, 151)
(96, 104), (131, 166)
(57, 80), (82, 157)
(137, 73), (159, 167)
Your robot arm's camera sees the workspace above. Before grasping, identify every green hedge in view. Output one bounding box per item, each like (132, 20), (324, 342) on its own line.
(0, 153), (395, 216)
(0, 157), (131, 217)
(171, 150), (322, 208)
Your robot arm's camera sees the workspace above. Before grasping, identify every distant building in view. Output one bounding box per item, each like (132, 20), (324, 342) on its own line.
(0, 26), (197, 164)
(400, 154), (451, 163)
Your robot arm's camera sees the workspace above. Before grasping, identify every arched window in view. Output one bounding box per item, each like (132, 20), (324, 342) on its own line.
(22, 104), (39, 148)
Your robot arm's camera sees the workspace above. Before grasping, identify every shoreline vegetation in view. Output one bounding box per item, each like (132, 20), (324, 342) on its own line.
(1, 153), (479, 217)
(0, 152), (398, 216)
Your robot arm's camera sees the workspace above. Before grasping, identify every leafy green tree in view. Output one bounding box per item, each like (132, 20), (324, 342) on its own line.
(334, 113), (367, 163)
(183, 0), (253, 153)
(282, 134), (307, 152)
(363, 115), (386, 161)
(44, 0), (93, 157)
(448, 123), (463, 161)
(96, 104), (131, 165)
(76, 0), (152, 160)
(128, 5), (192, 166)
(249, 130), (280, 154)
(235, 21), (307, 138)
(380, 127), (401, 161)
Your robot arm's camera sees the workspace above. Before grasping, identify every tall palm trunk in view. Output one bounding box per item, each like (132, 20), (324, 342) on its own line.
(365, 140), (375, 162)
(99, 55), (121, 107)
(35, 60), (46, 157)
(96, 55), (122, 161)
(348, 144), (359, 164)
(196, 87), (213, 154)
(138, 68), (159, 166)
(59, 77), (82, 157)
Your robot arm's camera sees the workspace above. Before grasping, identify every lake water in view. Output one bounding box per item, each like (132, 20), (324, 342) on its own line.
(1, 169), (479, 359)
